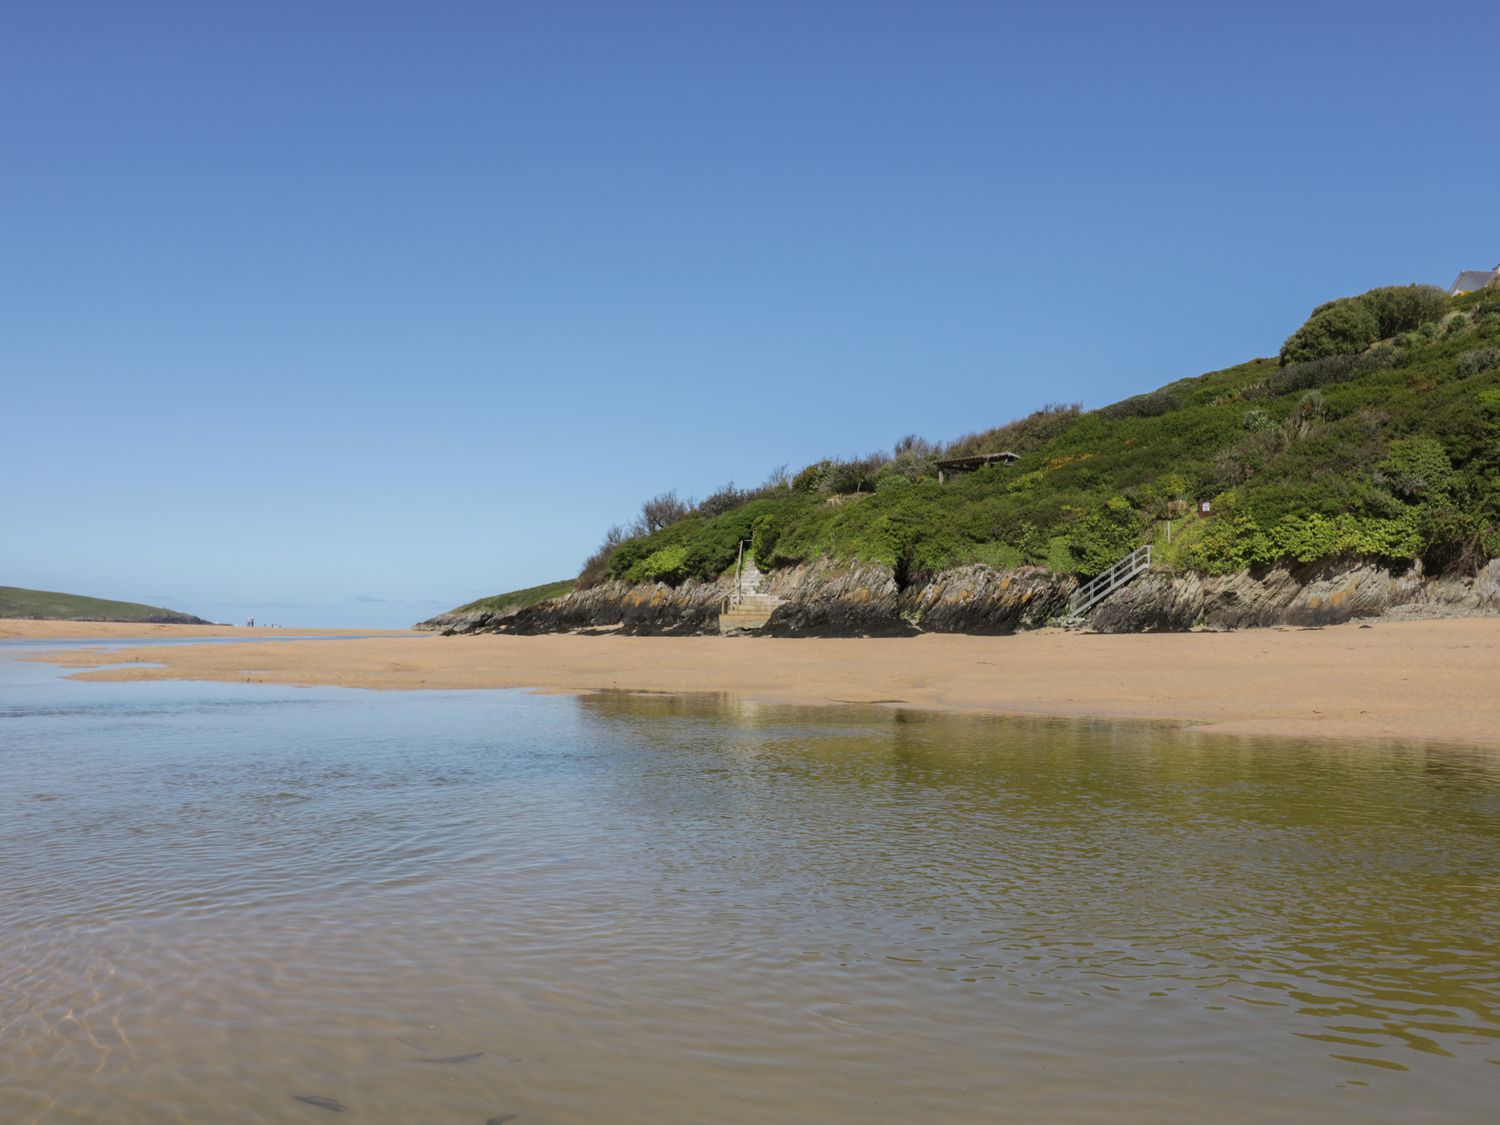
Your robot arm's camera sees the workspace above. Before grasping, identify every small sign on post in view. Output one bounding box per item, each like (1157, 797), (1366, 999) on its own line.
(1199, 500), (1212, 517)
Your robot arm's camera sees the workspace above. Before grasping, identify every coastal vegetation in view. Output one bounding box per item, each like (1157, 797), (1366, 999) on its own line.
(581, 281), (1500, 588)
(439, 579), (577, 618)
(0, 585), (208, 624)
(446, 279), (1500, 621)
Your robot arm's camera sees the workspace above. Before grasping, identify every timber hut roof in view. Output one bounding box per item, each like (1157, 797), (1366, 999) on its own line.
(934, 452), (1019, 471)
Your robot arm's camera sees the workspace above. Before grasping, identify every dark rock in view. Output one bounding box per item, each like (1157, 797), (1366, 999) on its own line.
(424, 557), (1500, 639)
(1090, 557), (1500, 632)
(759, 561), (913, 636)
(904, 565), (1073, 633)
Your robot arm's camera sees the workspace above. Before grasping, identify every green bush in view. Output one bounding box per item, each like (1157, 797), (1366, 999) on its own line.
(1067, 496), (1139, 576)
(1377, 437), (1455, 503)
(1280, 285), (1446, 366)
(1456, 347), (1500, 378)
(1242, 408), (1274, 432)
(1186, 507), (1422, 573)
(791, 461), (828, 492)
(750, 513), (779, 563)
(945, 402), (1082, 458)
(631, 545), (691, 584)
(1265, 353), (1360, 395)
(1358, 285), (1447, 338)
(581, 280), (1500, 589)
(1099, 390), (1179, 420)
(1280, 300), (1380, 365)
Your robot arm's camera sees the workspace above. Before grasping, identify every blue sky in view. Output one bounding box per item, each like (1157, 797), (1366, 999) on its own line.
(4, 1), (1496, 627)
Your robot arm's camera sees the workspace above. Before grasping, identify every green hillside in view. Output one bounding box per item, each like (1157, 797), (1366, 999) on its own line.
(0, 586), (209, 624)
(442, 580), (576, 616)
(584, 282), (1500, 588)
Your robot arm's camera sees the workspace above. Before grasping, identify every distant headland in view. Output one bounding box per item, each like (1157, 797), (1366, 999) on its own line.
(0, 585), (209, 626)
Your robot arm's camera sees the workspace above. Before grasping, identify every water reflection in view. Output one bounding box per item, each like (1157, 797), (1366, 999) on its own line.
(3, 662), (1499, 1123)
(576, 694), (1500, 1080)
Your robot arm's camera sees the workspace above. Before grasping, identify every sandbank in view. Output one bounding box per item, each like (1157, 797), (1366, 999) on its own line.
(0, 620), (403, 641)
(13, 617), (1500, 747)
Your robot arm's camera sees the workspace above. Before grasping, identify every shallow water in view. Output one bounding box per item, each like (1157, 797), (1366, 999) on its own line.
(3, 644), (1500, 1122)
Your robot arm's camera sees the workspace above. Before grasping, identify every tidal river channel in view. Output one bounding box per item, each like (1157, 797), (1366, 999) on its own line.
(3, 640), (1500, 1122)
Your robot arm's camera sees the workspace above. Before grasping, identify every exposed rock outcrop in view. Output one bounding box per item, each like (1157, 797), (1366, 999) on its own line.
(417, 606), (509, 634)
(1089, 557), (1500, 632)
(905, 564), (1074, 634)
(430, 557), (1500, 637)
(482, 577), (731, 636)
(759, 560), (912, 636)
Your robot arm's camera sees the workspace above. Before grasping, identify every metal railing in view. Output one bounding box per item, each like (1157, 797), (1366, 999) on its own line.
(1068, 544), (1153, 616)
(722, 540), (750, 615)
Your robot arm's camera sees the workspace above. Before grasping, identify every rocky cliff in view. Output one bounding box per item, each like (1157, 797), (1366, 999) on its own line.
(422, 556), (1500, 637)
(1088, 557), (1500, 632)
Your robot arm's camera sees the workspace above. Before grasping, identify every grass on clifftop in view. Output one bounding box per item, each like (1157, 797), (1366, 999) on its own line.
(445, 579), (577, 616)
(0, 585), (206, 624)
(589, 282), (1500, 587)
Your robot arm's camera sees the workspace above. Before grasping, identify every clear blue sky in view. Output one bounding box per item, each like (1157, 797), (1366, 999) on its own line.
(4, 1), (1496, 626)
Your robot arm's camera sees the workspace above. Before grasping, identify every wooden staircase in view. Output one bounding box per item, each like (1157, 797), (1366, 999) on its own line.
(718, 552), (785, 634)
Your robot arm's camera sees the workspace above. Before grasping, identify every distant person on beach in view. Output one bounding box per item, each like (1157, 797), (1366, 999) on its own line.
(247, 615), (254, 628)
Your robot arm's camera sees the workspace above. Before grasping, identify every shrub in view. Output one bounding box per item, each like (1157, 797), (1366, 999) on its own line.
(695, 482), (752, 519)
(1242, 409), (1274, 432)
(1359, 285), (1447, 338)
(959, 541), (1025, 570)
(874, 472), (912, 493)
(760, 464), (791, 491)
(631, 544), (691, 584)
(886, 434), (938, 481)
(1264, 353), (1359, 395)
(1067, 496), (1139, 576)
(1099, 390), (1179, 420)
(893, 433), (937, 458)
(1456, 347), (1500, 378)
(1185, 506), (1422, 573)
(1377, 437), (1455, 503)
(636, 491), (691, 535)
(824, 455), (888, 494)
(750, 513), (779, 563)
(1280, 300), (1380, 365)
(792, 461), (830, 492)
(945, 402), (1082, 459)
(1005, 469), (1044, 494)
(1280, 285), (1447, 367)
(578, 524), (630, 588)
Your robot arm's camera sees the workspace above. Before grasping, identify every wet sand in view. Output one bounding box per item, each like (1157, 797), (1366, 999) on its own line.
(0, 620), (402, 641)
(12, 617), (1500, 747)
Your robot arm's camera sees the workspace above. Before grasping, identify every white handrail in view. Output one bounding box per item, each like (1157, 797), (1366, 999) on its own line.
(1068, 545), (1153, 615)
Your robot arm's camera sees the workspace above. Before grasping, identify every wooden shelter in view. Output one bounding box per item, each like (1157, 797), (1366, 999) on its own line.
(935, 451), (1018, 484)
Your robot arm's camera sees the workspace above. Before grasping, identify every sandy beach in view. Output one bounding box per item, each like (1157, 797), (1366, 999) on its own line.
(0, 620), (403, 641)
(9, 616), (1499, 746)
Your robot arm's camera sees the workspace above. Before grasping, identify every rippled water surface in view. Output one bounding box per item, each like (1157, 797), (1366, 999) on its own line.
(4, 642), (1500, 1122)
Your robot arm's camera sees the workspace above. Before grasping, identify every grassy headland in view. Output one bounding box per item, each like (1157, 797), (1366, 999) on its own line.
(441, 580), (576, 617)
(0, 585), (209, 625)
(586, 282), (1500, 588)
(432, 280), (1500, 626)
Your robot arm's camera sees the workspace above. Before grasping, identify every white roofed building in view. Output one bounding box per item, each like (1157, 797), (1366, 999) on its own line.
(1449, 266), (1500, 295)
